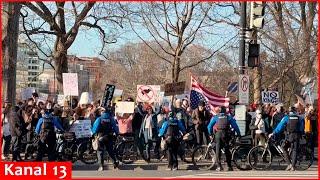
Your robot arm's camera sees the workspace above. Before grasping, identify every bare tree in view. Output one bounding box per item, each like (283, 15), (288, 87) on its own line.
(2, 2), (21, 105)
(124, 2), (237, 83)
(20, 2), (126, 91)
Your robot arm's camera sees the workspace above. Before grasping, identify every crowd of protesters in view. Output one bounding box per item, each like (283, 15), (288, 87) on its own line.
(1, 92), (318, 171)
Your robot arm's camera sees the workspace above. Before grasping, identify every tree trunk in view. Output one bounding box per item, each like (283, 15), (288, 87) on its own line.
(253, 65), (262, 105)
(53, 38), (68, 93)
(171, 57), (180, 83)
(2, 3), (21, 105)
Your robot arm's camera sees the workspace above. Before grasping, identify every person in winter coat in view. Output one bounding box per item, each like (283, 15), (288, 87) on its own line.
(139, 104), (161, 161)
(249, 109), (266, 146)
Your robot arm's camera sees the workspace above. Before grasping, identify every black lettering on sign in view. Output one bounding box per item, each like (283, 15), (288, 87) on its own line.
(101, 84), (115, 107)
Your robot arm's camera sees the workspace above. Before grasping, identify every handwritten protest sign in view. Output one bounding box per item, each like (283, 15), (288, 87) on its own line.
(63, 73), (79, 96)
(21, 88), (35, 100)
(115, 102), (135, 114)
(164, 81), (186, 96)
(69, 120), (92, 138)
(38, 93), (48, 103)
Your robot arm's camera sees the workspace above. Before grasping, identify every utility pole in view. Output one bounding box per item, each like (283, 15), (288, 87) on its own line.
(239, 2), (247, 75)
(249, 2), (265, 106)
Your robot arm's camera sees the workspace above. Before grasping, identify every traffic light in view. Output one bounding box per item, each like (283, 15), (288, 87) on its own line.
(248, 44), (260, 67)
(250, 1), (266, 29)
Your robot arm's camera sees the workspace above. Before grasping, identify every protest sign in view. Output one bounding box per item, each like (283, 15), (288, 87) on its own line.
(261, 91), (280, 104)
(164, 81), (186, 96)
(137, 85), (161, 103)
(115, 102), (135, 114)
(69, 120), (92, 138)
(63, 73), (79, 96)
(38, 93), (48, 103)
(235, 105), (246, 121)
(101, 84), (115, 107)
(57, 95), (65, 106)
(114, 89), (123, 97)
(21, 88), (35, 100)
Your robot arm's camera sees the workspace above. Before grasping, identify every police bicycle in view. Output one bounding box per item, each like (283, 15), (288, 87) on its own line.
(192, 132), (252, 170)
(115, 134), (140, 164)
(247, 135), (313, 171)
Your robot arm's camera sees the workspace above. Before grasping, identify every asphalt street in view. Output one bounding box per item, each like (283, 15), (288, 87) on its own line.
(72, 159), (318, 178)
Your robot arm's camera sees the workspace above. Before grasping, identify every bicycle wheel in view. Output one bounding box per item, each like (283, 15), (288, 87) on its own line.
(116, 141), (137, 164)
(77, 141), (98, 164)
(295, 146), (314, 170)
(248, 145), (272, 170)
(232, 146), (251, 170)
(192, 145), (216, 170)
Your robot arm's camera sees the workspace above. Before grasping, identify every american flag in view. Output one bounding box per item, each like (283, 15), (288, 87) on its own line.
(190, 76), (230, 110)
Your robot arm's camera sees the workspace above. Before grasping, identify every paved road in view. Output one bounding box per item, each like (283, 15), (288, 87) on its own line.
(72, 160), (318, 178)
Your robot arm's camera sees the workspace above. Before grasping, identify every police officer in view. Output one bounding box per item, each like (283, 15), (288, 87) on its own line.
(159, 114), (186, 171)
(207, 106), (241, 171)
(269, 106), (304, 171)
(35, 112), (64, 161)
(92, 112), (119, 171)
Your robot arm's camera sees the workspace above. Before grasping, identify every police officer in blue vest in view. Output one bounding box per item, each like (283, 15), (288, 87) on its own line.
(92, 112), (119, 171)
(35, 112), (64, 161)
(207, 106), (241, 171)
(269, 106), (304, 171)
(159, 113), (186, 171)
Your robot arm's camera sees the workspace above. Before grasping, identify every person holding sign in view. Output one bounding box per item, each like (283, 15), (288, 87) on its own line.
(91, 112), (119, 171)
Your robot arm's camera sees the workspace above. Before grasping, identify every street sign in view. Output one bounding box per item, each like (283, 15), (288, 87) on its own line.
(239, 75), (249, 104)
(164, 81), (186, 96)
(101, 84), (115, 107)
(137, 85), (161, 103)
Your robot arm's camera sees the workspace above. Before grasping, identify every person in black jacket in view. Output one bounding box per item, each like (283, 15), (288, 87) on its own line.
(9, 104), (24, 161)
(132, 102), (145, 157)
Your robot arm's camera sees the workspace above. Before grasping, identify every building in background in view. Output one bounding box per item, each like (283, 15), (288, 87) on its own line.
(16, 39), (42, 100)
(68, 55), (105, 99)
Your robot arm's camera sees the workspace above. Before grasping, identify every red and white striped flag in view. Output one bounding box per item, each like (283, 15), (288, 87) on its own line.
(190, 75), (230, 110)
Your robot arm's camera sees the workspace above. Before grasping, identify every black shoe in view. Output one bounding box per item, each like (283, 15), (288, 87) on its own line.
(227, 167), (233, 171)
(114, 161), (119, 169)
(290, 166), (296, 171)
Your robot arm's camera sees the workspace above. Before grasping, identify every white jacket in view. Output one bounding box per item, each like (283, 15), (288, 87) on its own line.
(255, 117), (265, 134)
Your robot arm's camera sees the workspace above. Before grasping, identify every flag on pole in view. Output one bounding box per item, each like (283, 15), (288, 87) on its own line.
(190, 75), (230, 110)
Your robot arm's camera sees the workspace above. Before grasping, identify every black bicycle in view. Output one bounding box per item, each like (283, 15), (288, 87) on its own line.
(192, 135), (252, 170)
(248, 135), (313, 171)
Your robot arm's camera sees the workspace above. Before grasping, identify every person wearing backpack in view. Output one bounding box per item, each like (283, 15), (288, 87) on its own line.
(35, 112), (64, 161)
(92, 112), (119, 171)
(269, 106), (304, 171)
(207, 106), (241, 171)
(159, 114), (186, 171)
